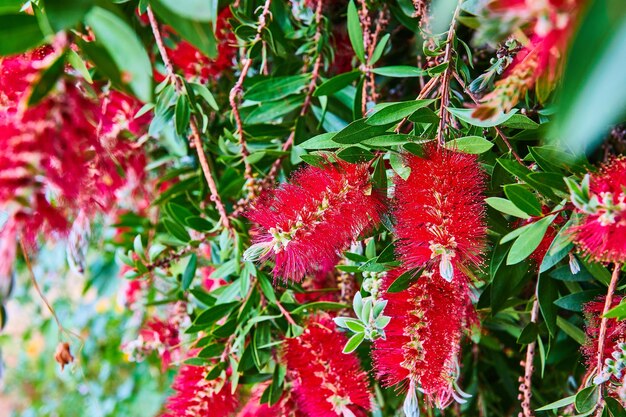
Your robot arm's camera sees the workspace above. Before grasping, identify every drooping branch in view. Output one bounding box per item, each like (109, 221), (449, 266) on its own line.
(436, 0), (462, 147)
(228, 0), (273, 180)
(146, 7), (232, 232)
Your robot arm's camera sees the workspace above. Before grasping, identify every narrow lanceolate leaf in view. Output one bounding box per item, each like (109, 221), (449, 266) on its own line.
(504, 184), (543, 217)
(506, 215), (556, 265)
(485, 197), (530, 219)
(347, 0), (365, 63)
(445, 136), (494, 154)
(366, 100), (434, 125)
(343, 332), (365, 353)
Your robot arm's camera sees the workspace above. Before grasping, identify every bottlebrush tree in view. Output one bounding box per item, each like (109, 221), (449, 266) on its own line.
(2, 0), (626, 416)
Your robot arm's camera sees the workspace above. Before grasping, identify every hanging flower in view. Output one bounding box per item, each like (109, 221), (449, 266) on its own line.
(372, 269), (474, 412)
(161, 351), (239, 417)
(472, 0), (583, 119)
(583, 297), (626, 387)
(394, 145), (487, 281)
(569, 157), (626, 263)
(245, 161), (384, 282)
(283, 315), (372, 417)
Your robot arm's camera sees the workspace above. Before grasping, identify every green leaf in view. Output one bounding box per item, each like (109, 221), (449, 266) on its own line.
(367, 100), (434, 125)
(194, 301), (239, 326)
(347, 0), (365, 63)
(605, 397), (626, 417)
(300, 133), (339, 150)
(361, 134), (421, 147)
(190, 83), (219, 110)
(535, 395), (576, 411)
(290, 301), (347, 315)
(447, 107), (518, 128)
(556, 316), (586, 345)
(539, 271), (559, 336)
(337, 146), (375, 163)
(506, 215), (556, 265)
(332, 118), (393, 144)
(246, 75), (310, 102)
(0, 14), (44, 55)
(552, 0), (626, 154)
(258, 275), (277, 303)
(554, 290), (603, 312)
(501, 114), (539, 130)
(604, 300), (626, 319)
(575, 385), (599, 413)
(517, 322), (539, 344)
(343, 332), (365, 353)
(175, 94), (191, 136)
(370, 33), (389, 65)
(485, 197), (530, 219)
(163, 218), (191, 243)
(314, 71), (361, 97)
(67, 49), (92, 83)
(44, 0), (94, 32)
(387, 268), (422, 293)
(85, 7), (152, 102)
(148, 244), (167, 262)
(445, 136), (494, 154)
(371, 66), (427, 77)
(26, 52), (66, 106)
(158, 0), (217, 22)
(133, 234), (144, 258)
(504, 184), (543, 217)
(182, 254), (197, 290)
(185, 216), (214, 231)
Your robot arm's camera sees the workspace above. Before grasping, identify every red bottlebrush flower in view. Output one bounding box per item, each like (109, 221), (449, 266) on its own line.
(372, 269), (474, 409)
(570, 157), (626, 263)
(99, 90), (150, 141)
(161, 351), (239, 417)
(583, 296), (626, 383)
(394, 145), (487, 281)
(0, 51), (149, 245)
(245, 161), (384, 282)
(294, 271), (340, 304)
(283, 315), (372, 417)
(0, 216), (17, 293)
(121, 277), (147, 307)
(164, 8), (236, 83)
(124, 316), (181, 371)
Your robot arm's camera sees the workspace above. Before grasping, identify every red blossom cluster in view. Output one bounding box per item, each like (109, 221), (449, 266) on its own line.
(373, 270), (474, 408)
(394, 145), (487, 281)
(570, 157), (626, 263)
(245, 161), (384, 282)
(237, 384), (304, 417)
(474, 0), (584, 118)
(372, 145), (486, 409)
(283, 315), (372, 417)
(0, 49), (149, 256)
(161, 351), (239, 417)
(159, 8), (236, 83)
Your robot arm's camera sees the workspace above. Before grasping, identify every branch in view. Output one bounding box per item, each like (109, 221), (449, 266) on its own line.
(519, 291), (540, 417)
(228, 0), (274, 180)
(597, 264), (622, 380)
(146, 7), (232, 232)
(453, 72), (524, 164)
(435, 0), (461, 147)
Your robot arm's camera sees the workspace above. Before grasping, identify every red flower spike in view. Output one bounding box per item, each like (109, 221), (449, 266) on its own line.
(245, 161), (384, 282)
(283, 315), (372, 417)
(583, 297), (626, 376)
(237, 384), (305, 417)
(161, 351), (239, 417)
(394, 145), (487, 281)
(570, 157), (626, 263)
(372, 270), (474, 409)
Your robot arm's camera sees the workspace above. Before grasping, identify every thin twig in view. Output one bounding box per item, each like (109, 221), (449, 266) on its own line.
(519, 290), (539, 417)
(597, 264), (622, 380)
(20, 240), (82, 342)
(436, 0), (462, 147)
(146, 7), (232, 232)
(275, 300), (297, 326)
(453, 72), (524, 164)
(228, 0), (273, 180)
